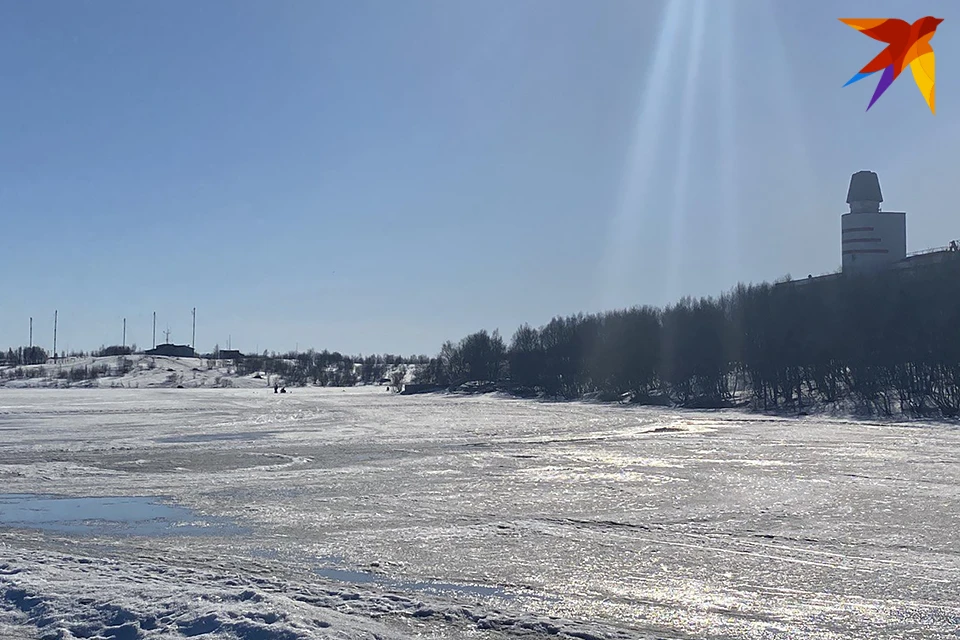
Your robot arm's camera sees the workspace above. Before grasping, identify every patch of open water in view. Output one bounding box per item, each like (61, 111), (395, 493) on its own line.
(0, 493), (244, 536)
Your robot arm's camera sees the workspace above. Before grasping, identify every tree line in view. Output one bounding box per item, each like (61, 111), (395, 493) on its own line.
(4, 257), (958, 417)
(234, 350), (429, 387)
(1, 345), (135, 364)
(1, 359), (133, 382)
(2, 346), (49, 366)
(413, 258), (960, 418)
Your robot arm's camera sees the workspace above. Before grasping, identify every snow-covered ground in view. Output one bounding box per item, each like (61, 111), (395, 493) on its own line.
(0, 355), (273, 389)
(0, 355), (416, 390)
(0, 387), (958, 639)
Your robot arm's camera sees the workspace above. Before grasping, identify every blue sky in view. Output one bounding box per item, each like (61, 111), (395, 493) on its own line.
(1, 0), (958, 356)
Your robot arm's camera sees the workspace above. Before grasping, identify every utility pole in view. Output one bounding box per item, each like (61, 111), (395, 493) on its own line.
(53, 310), (58, 363)
(152, 312), (156, 349)
(192, 307), (196, 350)
(122, 318), (126, 349)
(29, 317), (32, 348)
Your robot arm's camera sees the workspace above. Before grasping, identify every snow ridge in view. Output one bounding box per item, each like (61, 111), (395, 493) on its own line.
(0, 548), (636, 640)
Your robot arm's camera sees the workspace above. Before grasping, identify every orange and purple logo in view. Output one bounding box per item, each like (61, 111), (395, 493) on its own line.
(840, 17), (942, 113)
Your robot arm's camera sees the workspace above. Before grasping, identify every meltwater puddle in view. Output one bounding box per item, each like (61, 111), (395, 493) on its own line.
(250, 548), (512, 601)
(314, 557), (512, 600)
(0, 493), (244, 536)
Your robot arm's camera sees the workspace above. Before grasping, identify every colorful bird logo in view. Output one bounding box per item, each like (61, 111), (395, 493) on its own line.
(840, 17), (943, 113)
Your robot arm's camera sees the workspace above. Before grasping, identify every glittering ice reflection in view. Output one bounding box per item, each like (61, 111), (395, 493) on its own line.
(0, 388), (958, 639)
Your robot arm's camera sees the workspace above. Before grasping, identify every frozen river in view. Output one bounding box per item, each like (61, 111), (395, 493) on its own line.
(0, 387), (958, 639)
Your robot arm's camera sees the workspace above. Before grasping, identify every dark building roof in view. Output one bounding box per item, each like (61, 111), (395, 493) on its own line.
(145, 343), (196, 358)
(774, 272), (841, 288)
(776, 247), (959, 288)
(217, 349), (244, 360)
(895, 247), (960, 269)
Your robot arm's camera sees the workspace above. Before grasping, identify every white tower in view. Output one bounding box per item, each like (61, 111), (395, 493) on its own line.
(841, 171), (906, 273)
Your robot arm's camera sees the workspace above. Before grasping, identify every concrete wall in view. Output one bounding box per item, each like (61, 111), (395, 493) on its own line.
(841, 211), (906, 273)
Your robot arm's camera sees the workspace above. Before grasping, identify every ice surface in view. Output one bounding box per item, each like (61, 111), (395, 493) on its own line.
(0, 387), (958, 638)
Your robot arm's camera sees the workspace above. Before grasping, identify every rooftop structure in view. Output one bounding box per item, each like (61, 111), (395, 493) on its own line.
(145, 343), (196, 358)
(778, 171), (958, 287)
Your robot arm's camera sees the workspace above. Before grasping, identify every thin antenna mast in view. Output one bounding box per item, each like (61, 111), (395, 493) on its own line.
(152, 312), (156, 349)
(29, 317), (32, 348)
(53, 310), (58, 362)
(192, 307), (196, 350)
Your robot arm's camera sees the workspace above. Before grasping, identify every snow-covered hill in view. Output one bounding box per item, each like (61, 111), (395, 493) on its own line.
(0, 355), (274, 389)
(0, 355), (420, 390)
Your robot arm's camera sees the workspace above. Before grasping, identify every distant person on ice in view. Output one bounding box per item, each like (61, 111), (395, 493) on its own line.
(274, 382), (278, 393)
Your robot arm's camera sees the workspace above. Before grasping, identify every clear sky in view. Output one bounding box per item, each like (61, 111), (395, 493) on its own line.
(2, 0), (957, 356)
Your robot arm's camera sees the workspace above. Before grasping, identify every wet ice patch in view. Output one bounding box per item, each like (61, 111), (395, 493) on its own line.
(314, 558), (511, 600)
(0, 460), (126, 481)
(154, 430), (278, 444)
(697, 458), (796, 467)
(0, 494), (243, 536)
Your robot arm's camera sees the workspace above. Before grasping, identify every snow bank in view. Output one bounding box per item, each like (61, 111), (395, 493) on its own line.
(0, 545), (632, 639)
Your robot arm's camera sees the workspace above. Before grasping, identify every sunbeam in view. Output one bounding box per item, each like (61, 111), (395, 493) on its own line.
(594, 0), (684, 311)
(717, 0), (741, 283)
(665, 0), (707, 301)
(754, 0), (820, 278)
(759, 1), (817, 198)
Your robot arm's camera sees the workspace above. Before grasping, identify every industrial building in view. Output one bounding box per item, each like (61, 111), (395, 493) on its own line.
(782, 171), (958, 287)
(145, 343), (196, 358)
